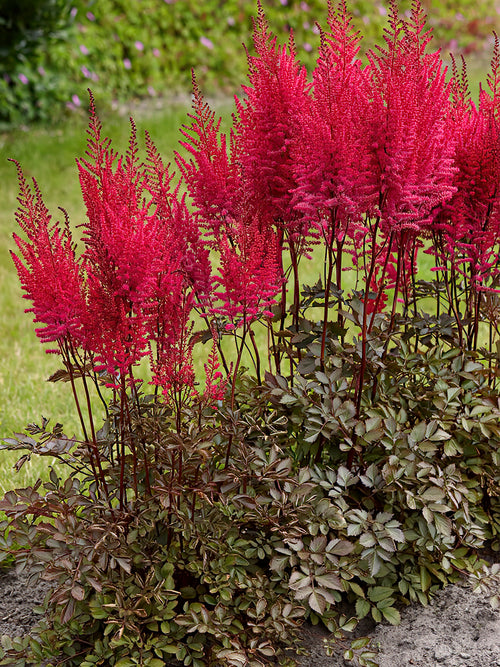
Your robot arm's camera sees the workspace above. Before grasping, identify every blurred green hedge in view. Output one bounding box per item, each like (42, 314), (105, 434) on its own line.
(1, 0), (498, 127)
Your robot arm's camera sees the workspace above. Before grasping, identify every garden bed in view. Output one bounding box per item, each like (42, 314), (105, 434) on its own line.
(0, 560), (498, 667)
(2, 2), (500, 665)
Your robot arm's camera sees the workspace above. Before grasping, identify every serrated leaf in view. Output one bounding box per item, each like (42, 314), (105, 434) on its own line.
(368, 586), (394, 603)
(381, 606), (401, 625)
(421, 486), (445, 502)
(310, 535), (327, 553)
(327, 539), (354, 556)
(355, 598), (371, 619)
(410, 422), (426, 444)
(433, 512), (452, 537)
(270, 555), (289, 574)
(385, 525), (405, 543)
(349, 582), (366, 598)
(351, 637), (371, 650)
(315, 371), (330, 385)
(359, 533), (376, 548)
(429, 428), (451, 442)
(377, 537), (396, 552)
(315, 573), (343, 591)
(280, 393), (297, 406)
(308, 590), (326, 615)
(114, 659), (136, 667)
(289, 571), (310, 590)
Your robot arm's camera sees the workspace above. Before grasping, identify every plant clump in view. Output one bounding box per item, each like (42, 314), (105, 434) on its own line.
(1, 2), (500, 666)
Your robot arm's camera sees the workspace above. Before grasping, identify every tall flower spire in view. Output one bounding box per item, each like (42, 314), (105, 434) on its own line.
(232, 2), (311, 243)
(368, 0), (456, 234)
(11, 161), (86, 351)
(294, 0), (379, 231)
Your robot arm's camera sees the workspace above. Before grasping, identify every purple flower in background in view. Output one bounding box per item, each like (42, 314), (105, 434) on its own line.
(300, 1), (310, 10)
(227, 16), (235, 26)
(303, 42), (312, 52)
(86, 11), (95, 21)
(72, 94), (81, 107)
(200, 36), (214, 50)
(123, 58), (132, 70)
(280, 0), (288, 5)
(135, 41), (144, 51)
(148, 86), (156, 97)
(18, 73), (29, 85)
(81, 66), (98, 82)
(70, 7), (77, 18)
(152, 48), (160, 57)
(80, 44), (89, 55)
(37, 66), (46, 76)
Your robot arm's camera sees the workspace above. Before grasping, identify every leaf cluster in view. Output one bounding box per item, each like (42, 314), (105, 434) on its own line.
(0, 298), (499, 665)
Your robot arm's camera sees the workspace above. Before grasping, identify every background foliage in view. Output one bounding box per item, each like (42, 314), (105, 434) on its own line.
(0, 0), (499, 126)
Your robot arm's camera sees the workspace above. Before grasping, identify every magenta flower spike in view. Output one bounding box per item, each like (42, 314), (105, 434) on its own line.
(10, 162), (87, 352)
(367, 0), (456, 236)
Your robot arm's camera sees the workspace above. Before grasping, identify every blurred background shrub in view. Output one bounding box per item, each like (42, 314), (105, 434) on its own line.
(0, 0), (499, 127)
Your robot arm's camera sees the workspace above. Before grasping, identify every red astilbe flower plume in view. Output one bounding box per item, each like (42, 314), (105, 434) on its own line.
(77, 95), (211, 391)
(148, 276), (197, 408)
(145, 131), (212, 306)
(294, 0), (380, 234)
(434, 40), (500, 293)
(77, 105), (163, 380)
(143, 130), (212, 401)
(11, 161), (87, 351)
(211, 215), (282, 329)
(231, 2), (312, 245)
(367, 0), (456, 235)
(201, 334), (228, 408)
(176, 73), (241, 244)
(146, 197), (210, 403)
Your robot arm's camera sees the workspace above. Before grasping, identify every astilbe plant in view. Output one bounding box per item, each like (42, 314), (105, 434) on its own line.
(430, 38), (500, 349)
(1, 2), (500, 667)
